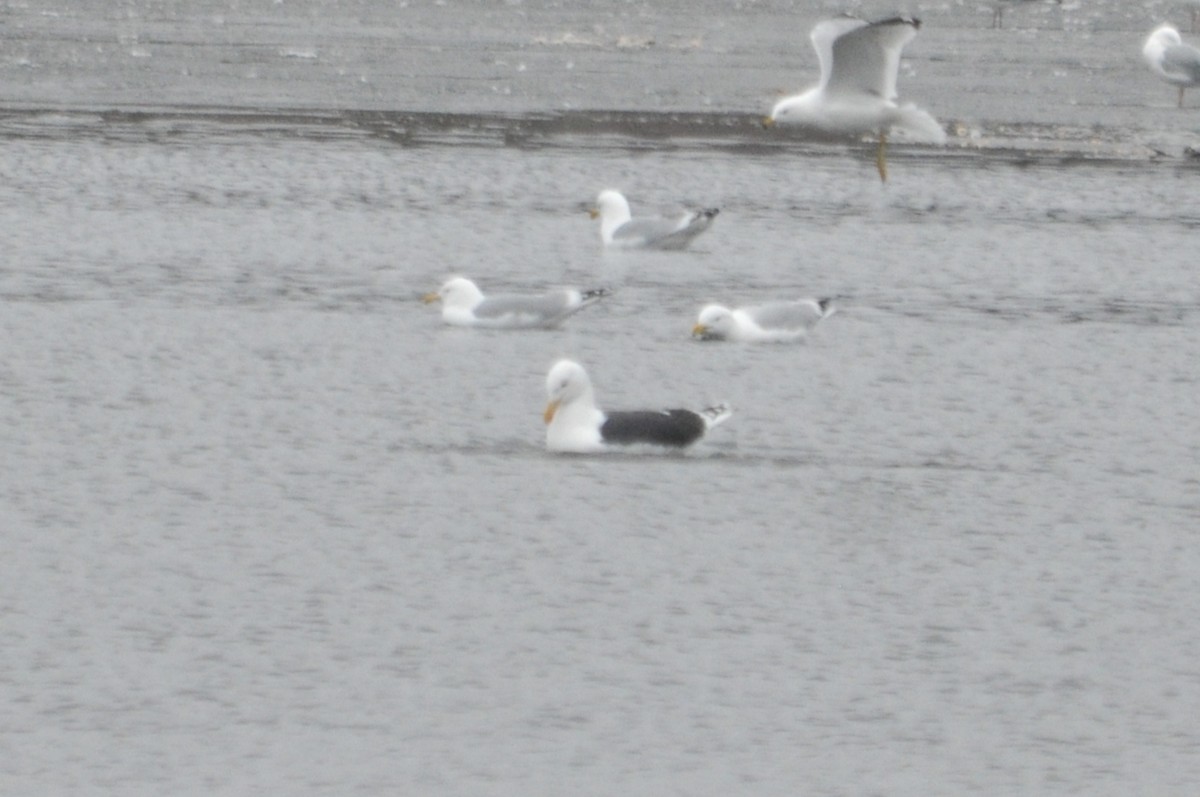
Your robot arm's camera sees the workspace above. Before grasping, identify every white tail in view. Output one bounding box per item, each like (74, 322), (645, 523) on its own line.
(700, 403), (733, 430)
(894, 105), (946, 144)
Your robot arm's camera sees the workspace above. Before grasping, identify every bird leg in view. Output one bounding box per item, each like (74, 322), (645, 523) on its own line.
(1179, 85), (1187, 109)
(875, 130), (889, 183)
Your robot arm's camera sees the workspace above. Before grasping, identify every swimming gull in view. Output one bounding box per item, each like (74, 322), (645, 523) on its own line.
(423, 277), (611, 329)
(543, 359), (732, 453)
(591, 189), (718, 250)
(1143, 23), (1200, 108)
(763, 16), (945, 181)
(692, 298), (836, 343)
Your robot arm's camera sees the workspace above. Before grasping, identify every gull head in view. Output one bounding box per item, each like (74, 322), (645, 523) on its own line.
(1144, 23), (1184, 69)
(693, 305), (735, 341)
(763, 90), (825, 131)
(592, 189), (633, 242)
(544, 359), (593, 424)
(426, 277), (484, 310)
(593, 189), (631, 222)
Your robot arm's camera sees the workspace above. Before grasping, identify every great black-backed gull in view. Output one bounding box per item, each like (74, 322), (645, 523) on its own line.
(543, 359), (731, 453)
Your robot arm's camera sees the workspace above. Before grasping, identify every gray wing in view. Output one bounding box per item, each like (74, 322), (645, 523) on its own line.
(1162, 43), (1200, 83)
(611, 218), (687, 245)
(746, 299), (830, 331)
(613, 209), (718, 250)
(810, 16), (870, 90)
(473, 289), (608, 328)
(825, 17), (919, 101)
(472, 291), (575, 327)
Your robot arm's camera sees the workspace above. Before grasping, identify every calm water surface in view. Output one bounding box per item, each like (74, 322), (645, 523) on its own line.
(3, 1), (1200, 795)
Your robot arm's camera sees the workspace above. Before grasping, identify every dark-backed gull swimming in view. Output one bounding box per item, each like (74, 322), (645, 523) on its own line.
(543, 359), (731, 453)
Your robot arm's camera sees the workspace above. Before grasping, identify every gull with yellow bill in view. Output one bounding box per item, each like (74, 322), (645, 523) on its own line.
(543, 359), (732, 454)
(763, 16), (945, 181)
(692, 297), (835, 343)
(591, 189), (718, 250)
(423, 277), (610, 329)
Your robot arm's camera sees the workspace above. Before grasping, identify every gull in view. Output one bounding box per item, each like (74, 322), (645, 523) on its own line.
(763, 16), (945, 181)
(692, 298), (835, 343)
(591, 189), (719, 250)
(422, 277), (610, 329)
(1143, 23), (1200, 108)
(543, 359), (732, 454)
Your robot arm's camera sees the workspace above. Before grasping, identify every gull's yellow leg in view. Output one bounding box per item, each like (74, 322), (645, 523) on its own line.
(875, 130), (888, 183)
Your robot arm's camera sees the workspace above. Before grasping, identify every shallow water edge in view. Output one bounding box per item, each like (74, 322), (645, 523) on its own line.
(0, 105), (1188, 168)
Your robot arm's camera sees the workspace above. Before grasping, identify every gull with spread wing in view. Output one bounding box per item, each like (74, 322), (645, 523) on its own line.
(764, 16), (945, 181)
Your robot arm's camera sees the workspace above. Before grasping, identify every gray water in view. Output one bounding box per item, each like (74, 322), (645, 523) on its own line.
(3, 1), (1200, 795)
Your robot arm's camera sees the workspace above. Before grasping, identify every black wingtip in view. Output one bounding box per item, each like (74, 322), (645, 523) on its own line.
(582, 287), (613, 301)
(703, 208), (720, 220)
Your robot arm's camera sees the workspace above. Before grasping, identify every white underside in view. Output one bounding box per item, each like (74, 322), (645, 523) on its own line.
(546, 404), (606, 453)
(771, 89), (945, 144)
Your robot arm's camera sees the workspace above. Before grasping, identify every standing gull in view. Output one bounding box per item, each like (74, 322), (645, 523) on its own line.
(692, 298), (836, 343)
(1143, 24), (1200, 108)
(543, 359), (732, 454)
(763, 16), (945, 181)
(422, 277), (610, 329)
(591, 189), (719, 250)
